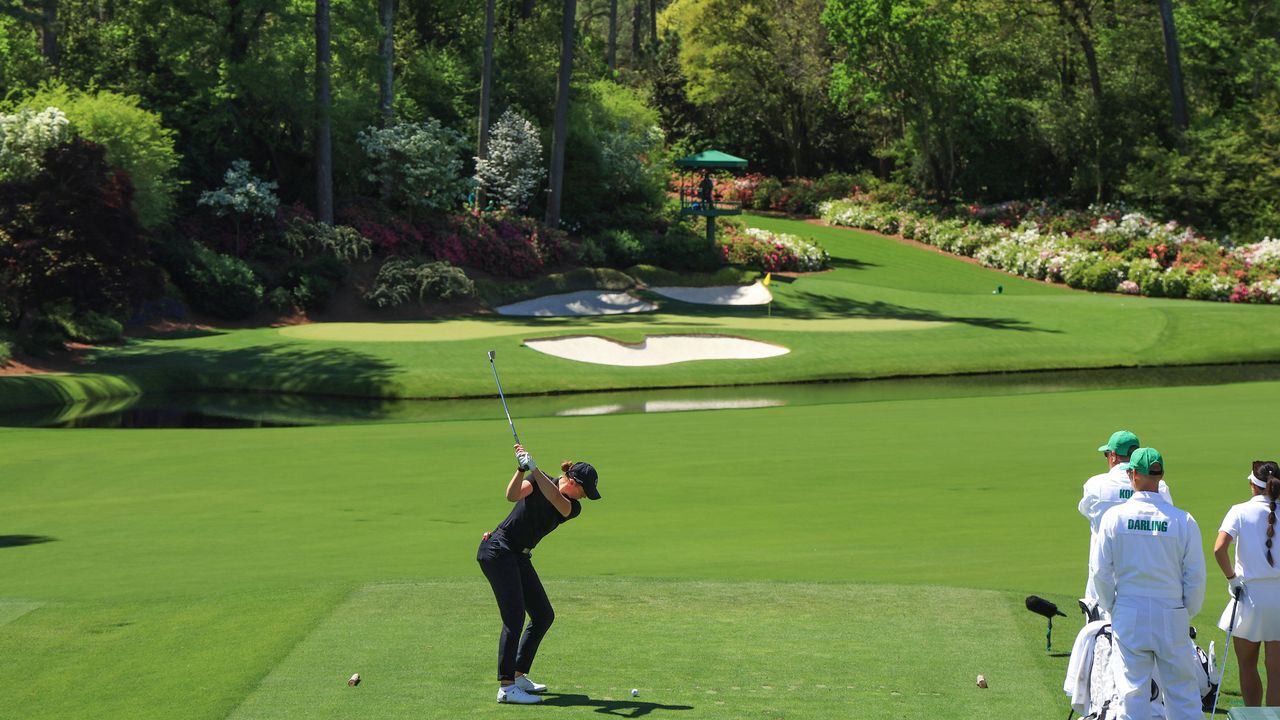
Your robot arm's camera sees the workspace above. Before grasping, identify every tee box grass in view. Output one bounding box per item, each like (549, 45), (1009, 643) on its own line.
(3, 379), (1278, 718)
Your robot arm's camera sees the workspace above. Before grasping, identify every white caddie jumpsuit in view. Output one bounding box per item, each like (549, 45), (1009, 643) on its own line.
(1093, 491), (1206, 720)
(1080, 465), (1173, 609)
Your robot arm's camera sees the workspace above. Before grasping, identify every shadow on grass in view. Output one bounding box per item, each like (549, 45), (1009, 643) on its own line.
(773, 289), (1060, 332)
(94, 343), (401, 398)
(0, 535), (56, 548)
(827, 257), (879, 271)
(540, 693), (694, 716)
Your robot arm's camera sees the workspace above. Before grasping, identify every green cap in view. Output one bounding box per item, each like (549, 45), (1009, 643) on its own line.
(1098, 430), (1140, 456)
(1127, 447), (1164, 476)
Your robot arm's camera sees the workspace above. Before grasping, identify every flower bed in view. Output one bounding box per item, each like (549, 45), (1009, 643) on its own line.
(820, 199), (1280, 304)
(718, 224), (830, 273)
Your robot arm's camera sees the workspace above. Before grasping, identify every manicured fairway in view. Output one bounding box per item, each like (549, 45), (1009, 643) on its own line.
(3, 378), (1277, 717)
(7, 215), (1280, 409)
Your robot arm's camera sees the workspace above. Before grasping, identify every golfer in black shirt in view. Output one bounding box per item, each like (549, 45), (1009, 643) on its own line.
(479, 442), (601, 704)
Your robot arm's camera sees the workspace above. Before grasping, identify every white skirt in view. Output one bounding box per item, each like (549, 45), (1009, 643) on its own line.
(1217, 578), (1280, 642)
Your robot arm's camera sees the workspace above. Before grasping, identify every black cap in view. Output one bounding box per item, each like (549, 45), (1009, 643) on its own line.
(567, 462), (601, 500)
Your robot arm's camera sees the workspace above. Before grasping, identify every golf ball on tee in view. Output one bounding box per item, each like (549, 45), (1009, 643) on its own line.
(631, 689), (639, 697)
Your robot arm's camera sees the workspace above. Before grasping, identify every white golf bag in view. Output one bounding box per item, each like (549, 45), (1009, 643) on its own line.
(1064, 620), (1218, 719)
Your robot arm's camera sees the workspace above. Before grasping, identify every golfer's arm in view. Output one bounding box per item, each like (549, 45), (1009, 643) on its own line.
(1213, 532), (1235, 578)
(530, 468), (572, 517)
(506, 471), (533, 502)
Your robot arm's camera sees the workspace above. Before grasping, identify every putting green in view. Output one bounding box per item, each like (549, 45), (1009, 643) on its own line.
(278, 316), (947, 343)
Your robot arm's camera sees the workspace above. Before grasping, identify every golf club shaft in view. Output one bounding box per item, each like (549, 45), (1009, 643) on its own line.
(488, 355), (521, 445)
(1210, 589), (1242, 717)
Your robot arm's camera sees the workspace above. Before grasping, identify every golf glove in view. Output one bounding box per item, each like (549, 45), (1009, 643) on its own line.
(517, 452), (536, 472)
(1228, 576), (1246, 600)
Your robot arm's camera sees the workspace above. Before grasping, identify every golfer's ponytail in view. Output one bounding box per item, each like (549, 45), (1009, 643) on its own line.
(1265, 463), (1280, 567)
(561, 460), (574, 475)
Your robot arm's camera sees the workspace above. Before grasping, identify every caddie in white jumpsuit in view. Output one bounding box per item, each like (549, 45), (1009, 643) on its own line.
(1093, 447), (1206, 720)
(1080, 430), (1173, 615)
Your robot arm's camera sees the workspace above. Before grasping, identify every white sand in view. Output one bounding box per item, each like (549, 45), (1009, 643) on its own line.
(524, 334), (790, 366)
(495, 290), (656, 317)
(649, 282), (773, 306)
(556, 399), (784, 416)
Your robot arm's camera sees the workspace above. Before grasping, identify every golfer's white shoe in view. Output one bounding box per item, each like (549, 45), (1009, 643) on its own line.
(497, 684), (542, 704)
(512, 675), (547, 694)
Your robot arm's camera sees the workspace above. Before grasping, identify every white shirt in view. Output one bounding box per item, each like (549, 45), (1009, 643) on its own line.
(1093, 491), (1206, 616)
(1079, 464), (1173, 534)
(1219, 495), (1280, 581)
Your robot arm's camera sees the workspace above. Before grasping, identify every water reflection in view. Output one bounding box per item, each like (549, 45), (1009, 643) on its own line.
(4, 363), (1280, 429)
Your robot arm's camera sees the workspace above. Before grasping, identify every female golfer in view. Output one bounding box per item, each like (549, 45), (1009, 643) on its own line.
(1213, 460), (1280, 707)
(477, 443), (601, 704)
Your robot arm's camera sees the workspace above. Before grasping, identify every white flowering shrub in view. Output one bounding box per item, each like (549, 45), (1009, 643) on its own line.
(360, 119), (469, 214)
(1235, 237), (1280, 271)
(198, 160), (280, 220)
(0, 106), (71, 181)
(474, 109), (545, 211)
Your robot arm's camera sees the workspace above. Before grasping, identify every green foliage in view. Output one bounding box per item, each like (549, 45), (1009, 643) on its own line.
(0, 140), (160, 325)
(365, 258), (475, 308)
(162, 239), (264, 320)
(1122, 100), (1280, 242)
(49, 307), (124, 344)
(281, 220), (372, 262)
(18, 85), (180, 229)
(358, 119), (470, 216)
(0, 328), (12, 364)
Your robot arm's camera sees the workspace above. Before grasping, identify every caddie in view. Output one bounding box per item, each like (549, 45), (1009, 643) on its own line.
(1093, 448), (1206, 720)
(1079, 430), (1173, 617)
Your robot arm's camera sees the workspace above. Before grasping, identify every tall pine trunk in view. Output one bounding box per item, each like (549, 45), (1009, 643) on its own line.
(40, 0), (58, 67)
(477, 0), (496, 212)
(631, 2), (641, 60)
(545, 0), (577, 228)
(378, 0), (395, 126)
(607, 0), (618, 71)
(315, 0), (333, 224)
(648, 0), (656, 51)
(1157, 0), (1189, 132)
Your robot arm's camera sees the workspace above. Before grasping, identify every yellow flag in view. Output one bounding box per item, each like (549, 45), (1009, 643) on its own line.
(762, 272), (772, 287)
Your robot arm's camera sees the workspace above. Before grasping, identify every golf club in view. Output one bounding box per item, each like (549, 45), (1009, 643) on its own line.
(1208, 586), (1243, 718)
(487, 350), (521, 445)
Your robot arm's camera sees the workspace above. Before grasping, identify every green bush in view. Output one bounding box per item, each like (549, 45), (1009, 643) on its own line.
(1159, 267), (1191, 299)
(0, 329), (12, 364)
(1127, 259), (1165, 297)
(281, 219), (372, 261)
(162, 239), (263, 319)
(273, 256), (347, 312)
(753, 177), (783, 209)
(20, 84), (181, 229)
(51, 309), (124, 344)
(1187, 273), (1232, 301)
(1062, 256), (1123, 293)
(365, 258), (474, 308)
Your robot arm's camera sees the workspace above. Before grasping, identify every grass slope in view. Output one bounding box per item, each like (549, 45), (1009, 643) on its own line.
(3, 379), (1276, 716)
(5, 215), (1280, 408)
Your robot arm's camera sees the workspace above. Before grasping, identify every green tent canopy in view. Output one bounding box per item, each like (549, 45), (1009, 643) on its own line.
(674, 151), (748, 170)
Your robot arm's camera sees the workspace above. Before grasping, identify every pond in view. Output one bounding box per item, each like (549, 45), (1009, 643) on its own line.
(3, 363), (1280, 429)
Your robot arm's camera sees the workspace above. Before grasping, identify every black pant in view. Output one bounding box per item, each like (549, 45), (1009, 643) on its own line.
(477, 537), (554, 682)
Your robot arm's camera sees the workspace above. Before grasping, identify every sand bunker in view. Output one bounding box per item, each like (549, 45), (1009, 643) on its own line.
(557, 399), (785, 416)
(496, 290), (656, 317)
(524, 334), (789, 366)
(649, 282), (773, 306)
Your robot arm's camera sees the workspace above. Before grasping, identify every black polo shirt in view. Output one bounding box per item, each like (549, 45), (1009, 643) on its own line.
(493, 480), (581, 553)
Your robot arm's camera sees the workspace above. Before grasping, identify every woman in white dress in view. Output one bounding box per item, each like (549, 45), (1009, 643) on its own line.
(1213, 460), (1280, 707)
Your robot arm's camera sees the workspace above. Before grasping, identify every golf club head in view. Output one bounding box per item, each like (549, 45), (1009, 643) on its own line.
(487, 350), (496, 361)
(1025, 595), (1066, 619)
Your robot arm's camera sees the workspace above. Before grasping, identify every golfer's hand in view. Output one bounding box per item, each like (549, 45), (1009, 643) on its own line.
(514, 444), (536, 472)
(1228, 576), (1246, 599)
